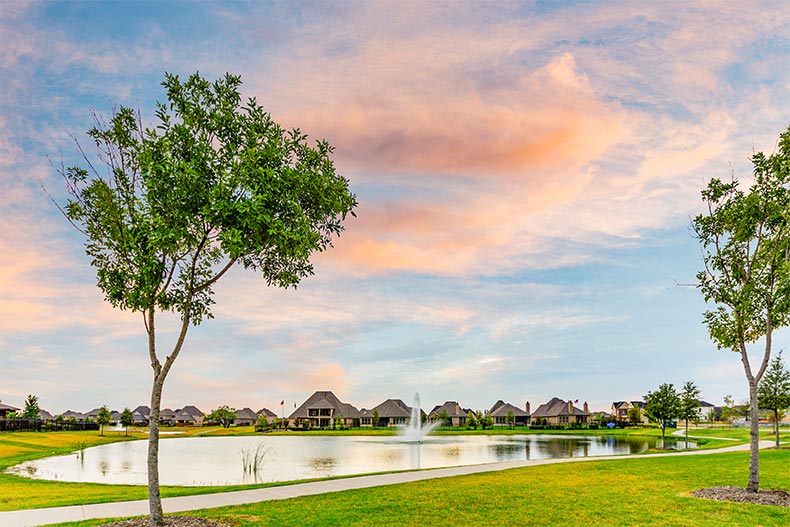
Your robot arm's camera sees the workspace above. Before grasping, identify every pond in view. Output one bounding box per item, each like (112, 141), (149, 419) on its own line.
(7, 434), (694, 486)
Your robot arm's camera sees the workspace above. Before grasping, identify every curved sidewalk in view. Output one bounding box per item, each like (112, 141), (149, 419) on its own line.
(0, 440), (770, 527)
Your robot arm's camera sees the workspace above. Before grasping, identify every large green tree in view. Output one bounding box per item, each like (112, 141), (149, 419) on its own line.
(96, 405), (112, 436)
(120, 407), (134, 436)
(60, 72), (356, 526)
(758, 350), (790, 447)
(207, 406), (237, 428)
(21, 394), (40, 420)
(692, 124), (790, 491)
(644, 383), (680, 444)
(678, 381), (701, 447)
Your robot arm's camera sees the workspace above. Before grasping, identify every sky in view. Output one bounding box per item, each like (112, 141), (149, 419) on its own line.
(1, 0), (789, 417)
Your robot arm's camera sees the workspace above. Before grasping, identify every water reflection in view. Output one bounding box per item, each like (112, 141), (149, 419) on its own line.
(8, 434), (693, 487)
(308, 456), (337, 477)
(488, 443), (523, 458)
(440, 446), (460, 461)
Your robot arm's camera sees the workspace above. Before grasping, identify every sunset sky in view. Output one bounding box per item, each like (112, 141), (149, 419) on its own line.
(1, 1), (789, 416)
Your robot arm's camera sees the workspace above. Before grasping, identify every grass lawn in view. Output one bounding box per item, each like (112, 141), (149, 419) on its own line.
(0, 426), (784, 514)
(39, 447), (790, 527)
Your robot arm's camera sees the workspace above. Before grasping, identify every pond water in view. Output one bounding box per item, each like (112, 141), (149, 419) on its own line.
(7, 434), (694, 486)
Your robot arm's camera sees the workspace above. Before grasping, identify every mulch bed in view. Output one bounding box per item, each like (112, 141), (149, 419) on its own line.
(99, 517), (229, 527)
(691, 486), (790, 507)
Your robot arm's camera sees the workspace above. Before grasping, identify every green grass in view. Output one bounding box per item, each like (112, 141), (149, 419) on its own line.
(40, 448), (790, 527)
(0, 425), (782, 514)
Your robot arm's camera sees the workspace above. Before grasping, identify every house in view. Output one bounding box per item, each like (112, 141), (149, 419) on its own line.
(428, 401), (471, 427)
(84, 408), (107, 421)
(257, 408), (277, 420)
(289, 391), (360, 428)
(39, 409), (54, 420)
(360, 398), (418, 427)
(590, 411), (614, 424)
(60, 410), (85, 421)
(488, 400), (530, 427)
(174, 405), (204, 426)
(0, 403), (20, 418)
(531, 397), (590, 425)
(159, 408), (177, 426)
(611, 401), (647, 423)
(234, 407), (258, 426)
(695, 400), (716, 421)
(132, 406), (150, 426)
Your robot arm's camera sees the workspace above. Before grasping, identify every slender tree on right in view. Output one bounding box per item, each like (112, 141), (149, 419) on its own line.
(644, 383), (680, 445)
(692, 123), (790, 491)
(678, 381), (701, 447)
(758, 350), (790, 447)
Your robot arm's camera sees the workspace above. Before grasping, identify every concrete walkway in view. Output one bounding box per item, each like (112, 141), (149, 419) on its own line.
(670, 429), (740, 441)
(0, 440), (771, 527)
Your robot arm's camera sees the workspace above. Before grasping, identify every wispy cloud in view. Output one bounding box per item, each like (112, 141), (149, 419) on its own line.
(1, 0), (788, 412)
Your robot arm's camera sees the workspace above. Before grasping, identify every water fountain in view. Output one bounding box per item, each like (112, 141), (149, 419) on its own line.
(399, 393), (440, 443)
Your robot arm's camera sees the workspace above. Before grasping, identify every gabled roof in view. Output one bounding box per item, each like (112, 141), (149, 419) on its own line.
(175, 410), (196, 422)
(133, 405), (151, 418)
(289, 391), (360, 419)
(612, 401), (645, 409)
(0, 403), (20, 412)
(429, 401), (470, 418)
(160, 408), (177, 418)
(85, 408), (103, 418)
(488, 400), (529, 417)
(39, 409), (54, 420)
(178, 405), (204, 418)
(372, 399), (412, 418)
(235, 407), (258, 420)
(531, 397), (589, 417)
(257, 408), (277, 418)
(61, 410), (84, 419)
(697, 400), (714, 407)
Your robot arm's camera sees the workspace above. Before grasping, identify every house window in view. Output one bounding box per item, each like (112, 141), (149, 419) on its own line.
(559, 416), (569, 424)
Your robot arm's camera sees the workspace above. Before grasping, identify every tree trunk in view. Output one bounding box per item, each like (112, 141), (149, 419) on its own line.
(148, 377), (165, 526)
(685, 418), (689, 447)
(747, 380), (760, 492)
(775, 410), (780, 448)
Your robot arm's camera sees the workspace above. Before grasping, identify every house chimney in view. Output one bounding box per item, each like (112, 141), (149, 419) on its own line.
(583, 402), (589, 413)
(567, 400), (573, 413)
(525, 401), (531, 414)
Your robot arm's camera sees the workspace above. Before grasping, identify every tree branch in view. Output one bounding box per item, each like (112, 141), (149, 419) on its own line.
(196, 257), (238, 293)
